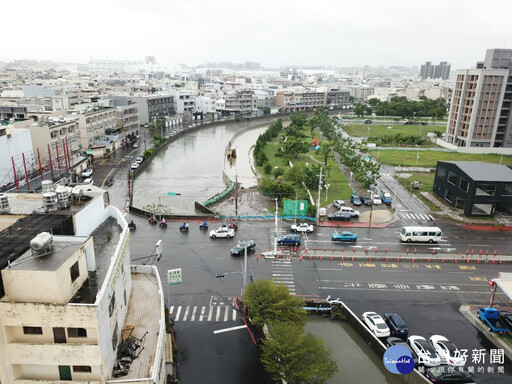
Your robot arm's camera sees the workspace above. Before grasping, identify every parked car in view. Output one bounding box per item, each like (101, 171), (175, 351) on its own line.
(429, 335), (465, 367)
(359, 195), (372, 206)
(81, 168), (93, 178)
(423, 366), (475, 383)
(407, 336), (441, 367)
(364, 119), (372, 124)
(291, 222), (314, 233)
(350, 194), (362, 206)
(380, 189), (393, 205)
(499, 311), (512, 329)
(386, 337), (418, 366)
(372, 195), (382, 205)
(135, 156), (144, 164)
(331, 231), (357, 242)
(209, 227), (235, 238)
(338, 207), (360, 218)
(327, 212), (350, 221)
(277, 234), (301, 246)
(82, 178), (94, 185)
(477, 307), (509, 333)
(333, 200), (345, 209)
(362, 312), (390, 338)
(131, 162), (140, 170)
(230, 240), (256, 256)
(384, 313), (408, 338)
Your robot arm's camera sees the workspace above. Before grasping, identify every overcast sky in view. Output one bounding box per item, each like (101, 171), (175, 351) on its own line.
(3, 0), (511, 70)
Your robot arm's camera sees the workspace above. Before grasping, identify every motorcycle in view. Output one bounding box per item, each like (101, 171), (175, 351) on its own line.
(229, 222), (238, 231)
(180, 223), (189, 232)
(128, 221), (136, 230)
(199, 222), (208, 230)
(148, 216), (157, 224)
(159, 220), (168, 228)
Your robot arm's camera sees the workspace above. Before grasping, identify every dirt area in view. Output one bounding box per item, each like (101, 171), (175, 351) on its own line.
(208, 187), (275, 217)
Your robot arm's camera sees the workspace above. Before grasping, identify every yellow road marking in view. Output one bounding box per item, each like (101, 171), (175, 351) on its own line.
(459, 266), (476, 270)
(469, 276), (487, 281)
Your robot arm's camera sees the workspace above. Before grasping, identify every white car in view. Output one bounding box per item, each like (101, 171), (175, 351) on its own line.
(372, 195), (382, 205)
(429, 335), (465, 366)
(362, 312), (390, 338)
(408, 336), (441, 367)
(209, 227), (235, 238)
(83, 178), (94, 185)
(81, 168), (93, 178)
(333, 200), (345, 209)
(291, 222), (314, 233)
(131, 162), (140, 170)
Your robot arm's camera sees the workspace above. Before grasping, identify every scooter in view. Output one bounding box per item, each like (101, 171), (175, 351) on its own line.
(128, 221), (136, 230)
(199, 222), (208, 230)
(229, 222), (238, 231)
(159, 220), (167, 228)
(180, 223), (189, 232)
(148, 216), (157, 224)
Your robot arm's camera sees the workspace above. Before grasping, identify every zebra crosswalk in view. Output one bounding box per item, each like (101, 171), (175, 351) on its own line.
(272, 259), (295, 294)
(169, 305), (239, 323)
(398, 212), (435, 221)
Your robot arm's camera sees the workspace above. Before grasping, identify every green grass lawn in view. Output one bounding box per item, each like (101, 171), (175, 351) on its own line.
(258, 131), (353, 202)
(342, 124), (443, 138)
(371, 150), (512, 167)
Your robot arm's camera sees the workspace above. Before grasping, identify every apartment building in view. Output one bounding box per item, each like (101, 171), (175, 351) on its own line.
(446, 49), (512, 148)
(0, 188), (166, 383)
(74, 106), (117, 156)
(130, 95), (174, 126)
(0, 105), (27, 122)
(420, 61), (451, 80)
(0, 126), (34, 190)
(326, 89), (350, 109)
(218, 90), (257, 115)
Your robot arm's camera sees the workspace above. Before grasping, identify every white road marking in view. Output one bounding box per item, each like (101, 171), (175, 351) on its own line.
(199, 306), (206, 321)
(213, 325), (247, 334)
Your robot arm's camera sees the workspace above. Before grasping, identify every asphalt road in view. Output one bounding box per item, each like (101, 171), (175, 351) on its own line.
(125, 218), (512, 383)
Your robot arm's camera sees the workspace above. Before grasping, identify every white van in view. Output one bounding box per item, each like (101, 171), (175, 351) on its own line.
(400, 226), (442, 243)
(339, 207), (360, 218)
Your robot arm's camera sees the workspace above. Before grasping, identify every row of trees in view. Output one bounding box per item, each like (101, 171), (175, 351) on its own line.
(355, 96), (448, 119)
(243, 279), (338, 384)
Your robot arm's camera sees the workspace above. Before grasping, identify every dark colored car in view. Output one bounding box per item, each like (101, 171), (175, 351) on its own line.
(359, 195), (372, 206)
(423, 366), (475, 383)
(386, 337), (418, 366)
(230, 240), (256, 256)
(327, 212), (351, 221)
(384, 313), (409, 338)
(350, 195), (362, 206)
(499, 311), (512, 329)
(364, 119), (372, 124)
(277, 234), (301, 246)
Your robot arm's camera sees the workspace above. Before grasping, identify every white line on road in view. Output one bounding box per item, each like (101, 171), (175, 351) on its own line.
(191, 306), (197, 321)
(213, 325), (247, 334)
(183, 306), (190, 321)
(207, 306), (213, 322)
(232, 308), (237, 321)
(215, 306), (221, 322)
(199, 306), (206, 321)
(224, 306), (229, 322)
(175, 306), (182, 321)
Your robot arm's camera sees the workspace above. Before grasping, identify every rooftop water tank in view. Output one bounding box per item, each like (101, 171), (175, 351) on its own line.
(42, 192), (58, 211)
(42, 180), (53, 193)
(30, 232), (53, 254)
(0, 194), (10, 213)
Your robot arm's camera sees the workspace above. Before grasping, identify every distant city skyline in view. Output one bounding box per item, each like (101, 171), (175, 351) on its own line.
(2, 0), (511, 71)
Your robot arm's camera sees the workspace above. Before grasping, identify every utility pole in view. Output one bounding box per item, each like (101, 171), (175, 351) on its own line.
(242, 242), (248, 296)
(316, 166), (323, 226)
(273, 198), (278, 257)
(235, 171), (238, 219)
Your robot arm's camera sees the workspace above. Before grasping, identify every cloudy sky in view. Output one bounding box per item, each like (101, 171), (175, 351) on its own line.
(3, 0), (511, 70)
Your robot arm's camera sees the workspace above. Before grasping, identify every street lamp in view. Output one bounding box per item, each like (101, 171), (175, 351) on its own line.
(325, 184), (331, 202)
(415, 145), (419, 166)
(349, 171), (353, 187)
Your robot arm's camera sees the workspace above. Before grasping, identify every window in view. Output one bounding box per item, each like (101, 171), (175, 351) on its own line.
(437, 165), (446, 178)
(503, 184), (512, 196)
(109, 294), (116, 317)
(70, 261), (80, 282)
(73, 366), (92, 373)
(444, 190), (456, 204)
(447, 171), (457, 185)
(67, 327), (87, 338)
(459, 178), (469, 192)
(476, 184), (496, 196)
(23, 326), (42, 335)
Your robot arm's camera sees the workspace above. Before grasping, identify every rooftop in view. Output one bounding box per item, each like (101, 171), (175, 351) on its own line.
(440, 161), (512, 182)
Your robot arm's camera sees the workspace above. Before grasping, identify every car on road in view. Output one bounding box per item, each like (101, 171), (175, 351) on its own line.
(407, 336), (441, 367)
(362, 312), (390, 338)
(209, 227), (235, 238)
(386, 337), (418, 366)
(359, 195), (372, 206)
(380, 189), (393, 205)
(331, 231), (357, 242)
(333, 200), (345, 209)
(499, 311), (512, 329)
(428, 335), (465, 367)
(384, 313), (408, 338)
(423, 366), (475, 383)
(291, 222), (314, 233)
(230, 240), (256, 256)
(81, 168), (93, 178)
(277, 234), (301, 246)
(350, 194), (362, 206)
(364, 119), (372, 124)
(327, 212), (351, 221)
(131, 162), (140, 170)
(132, 141), (140, 148)
(372, 195), (382, 205)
